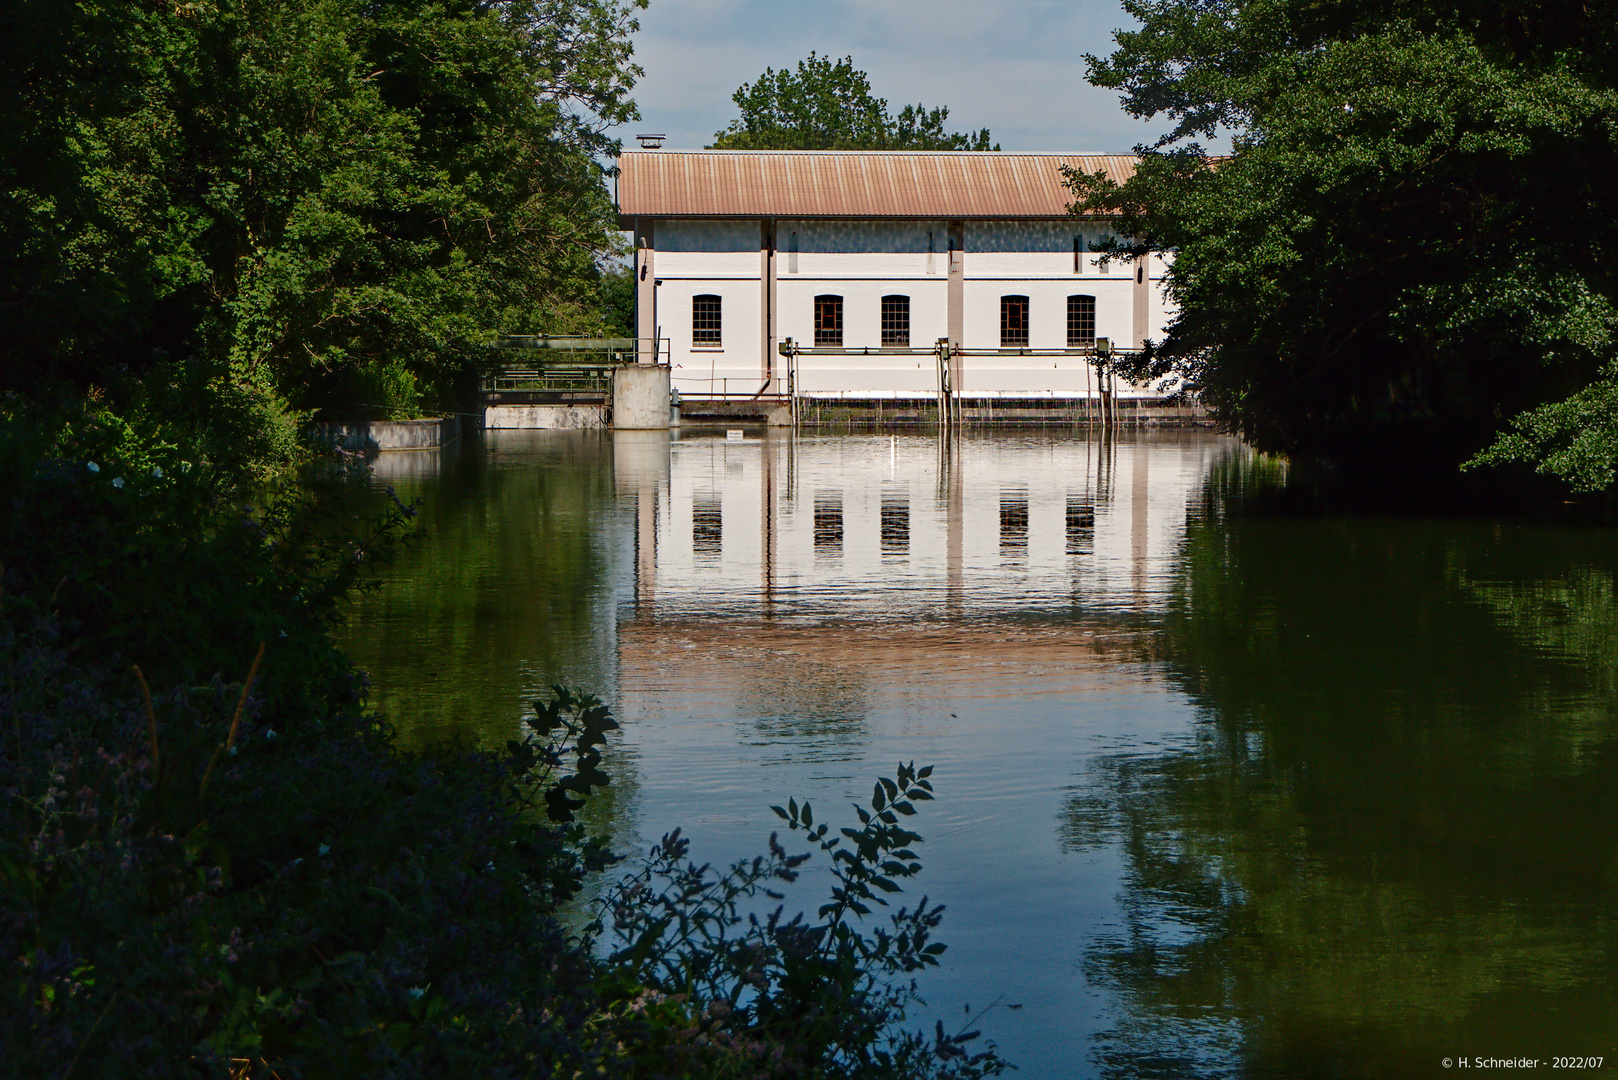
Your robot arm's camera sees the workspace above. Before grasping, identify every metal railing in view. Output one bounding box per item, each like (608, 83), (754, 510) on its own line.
(774, 336), (1149, 429)
(482, 367), (613, 395)
(481, 336), (669, 399)
(671, 376), (789, 402)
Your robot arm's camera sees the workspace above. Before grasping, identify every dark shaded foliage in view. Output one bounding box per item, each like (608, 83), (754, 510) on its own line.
(0, 403), (1005, 1077)
(1071, 0), (1618, 497)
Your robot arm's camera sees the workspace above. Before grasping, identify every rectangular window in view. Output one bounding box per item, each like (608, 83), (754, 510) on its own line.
(815, 295), (843, 347)
(1001, 295), (1029, 348)
(881, 295), (910, 348)
(693, 294), (722, 347)
(1067, 295), (1096, 348)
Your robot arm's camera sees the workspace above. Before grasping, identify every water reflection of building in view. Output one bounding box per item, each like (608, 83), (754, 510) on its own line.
(613, 430), (1228, 619)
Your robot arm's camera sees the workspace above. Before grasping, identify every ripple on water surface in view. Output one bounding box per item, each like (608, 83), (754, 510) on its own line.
(346, 429), (1618, 1078)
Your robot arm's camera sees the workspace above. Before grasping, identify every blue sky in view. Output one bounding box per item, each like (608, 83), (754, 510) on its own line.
(609, 0), (1181, 152)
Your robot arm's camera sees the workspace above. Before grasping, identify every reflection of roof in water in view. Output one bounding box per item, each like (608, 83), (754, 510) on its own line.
(618, 617), (1155, 701)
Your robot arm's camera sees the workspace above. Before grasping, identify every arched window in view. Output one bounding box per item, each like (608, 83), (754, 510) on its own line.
(1067, 295), (1096, 348)
(881, 295), (910, 347)
(692, 294), (722, 347)
(814, 294), (843, 347)
(1000, 295), (1029, 348)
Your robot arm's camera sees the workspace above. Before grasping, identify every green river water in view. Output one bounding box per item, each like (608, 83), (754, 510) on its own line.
(342, 428), (1618, 1079)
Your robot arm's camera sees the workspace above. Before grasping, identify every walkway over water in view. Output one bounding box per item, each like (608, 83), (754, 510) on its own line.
(484, 335), (1200, 429)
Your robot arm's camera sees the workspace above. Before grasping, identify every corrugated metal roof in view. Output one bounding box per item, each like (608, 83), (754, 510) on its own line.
(616, 151), (1137, 222)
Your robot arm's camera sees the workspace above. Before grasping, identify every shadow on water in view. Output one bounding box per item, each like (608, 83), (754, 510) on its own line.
(348, 433), (617, 737)
(342, 431), (637, 844)
(1075, 452), (1618, 1079)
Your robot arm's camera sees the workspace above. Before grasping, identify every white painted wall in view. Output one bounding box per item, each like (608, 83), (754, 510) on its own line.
(1149, 253), (1175, 342)
(648, 218), (1176, 399)
(658, 278), (763, 396)
(779, 219), (945, 279)
(964, 221), (1133, 279)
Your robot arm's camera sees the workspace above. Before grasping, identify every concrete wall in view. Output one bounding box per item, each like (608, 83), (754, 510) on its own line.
(485, 404), (606, 430)
(613, 364), (672, 429)
(310, 418), (458, 450)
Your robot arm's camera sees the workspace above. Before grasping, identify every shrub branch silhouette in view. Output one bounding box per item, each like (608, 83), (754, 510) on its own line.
(600, 761), (1008, 1079)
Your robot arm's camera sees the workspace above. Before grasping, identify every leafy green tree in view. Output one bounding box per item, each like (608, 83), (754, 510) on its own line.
(710, 53), (997, 151)
(0, 0), (644, 466)
(1070, 2), (1618, 493)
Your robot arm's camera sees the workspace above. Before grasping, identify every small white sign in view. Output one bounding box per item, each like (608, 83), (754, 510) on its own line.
(726, 429), (744, 440)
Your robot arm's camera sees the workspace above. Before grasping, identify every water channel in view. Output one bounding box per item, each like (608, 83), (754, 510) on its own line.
(343, 428), (1618, 1078)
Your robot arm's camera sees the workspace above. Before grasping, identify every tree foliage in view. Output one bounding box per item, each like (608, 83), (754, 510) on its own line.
(1070, 1), (1618, 493)
(710, 53), (997, 151)
(1, 0), (644, 450)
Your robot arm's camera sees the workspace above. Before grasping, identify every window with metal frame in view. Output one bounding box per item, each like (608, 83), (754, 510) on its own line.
(881, 295), (910, 348)
(692, 294), (722, 347)
(1000, 295), (1029, 348)
(1067, 295), (1096, 348)
(814, 294), (843, 347)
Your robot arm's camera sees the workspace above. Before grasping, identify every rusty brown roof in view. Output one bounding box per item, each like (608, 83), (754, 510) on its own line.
(615, 151), (1137, 223)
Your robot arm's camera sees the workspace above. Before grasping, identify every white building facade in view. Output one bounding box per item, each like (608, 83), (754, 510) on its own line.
(617, 151), (1174, 402)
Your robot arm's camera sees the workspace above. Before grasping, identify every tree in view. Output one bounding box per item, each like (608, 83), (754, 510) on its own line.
(0, 0), (645, 463)
(1070, 2), (1618, 494)
(710, 53), (997, 152)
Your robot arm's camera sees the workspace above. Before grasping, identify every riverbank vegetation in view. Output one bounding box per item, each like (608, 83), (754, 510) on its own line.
(0, 400), (1007, 1076)
(2, 0), (641, 466)
(0, 0), (1006, 1070)
(1071, 0), (1618, 500)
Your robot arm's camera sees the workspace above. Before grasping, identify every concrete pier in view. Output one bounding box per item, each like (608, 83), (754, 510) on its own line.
(611, 364), (672, 430)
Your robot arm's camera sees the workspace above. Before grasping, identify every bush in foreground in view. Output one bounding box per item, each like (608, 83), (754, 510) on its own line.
(0, 403), (1005, 1077)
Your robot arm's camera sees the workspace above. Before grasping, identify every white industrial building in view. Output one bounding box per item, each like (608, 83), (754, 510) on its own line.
(616, 150), (1174, 404)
